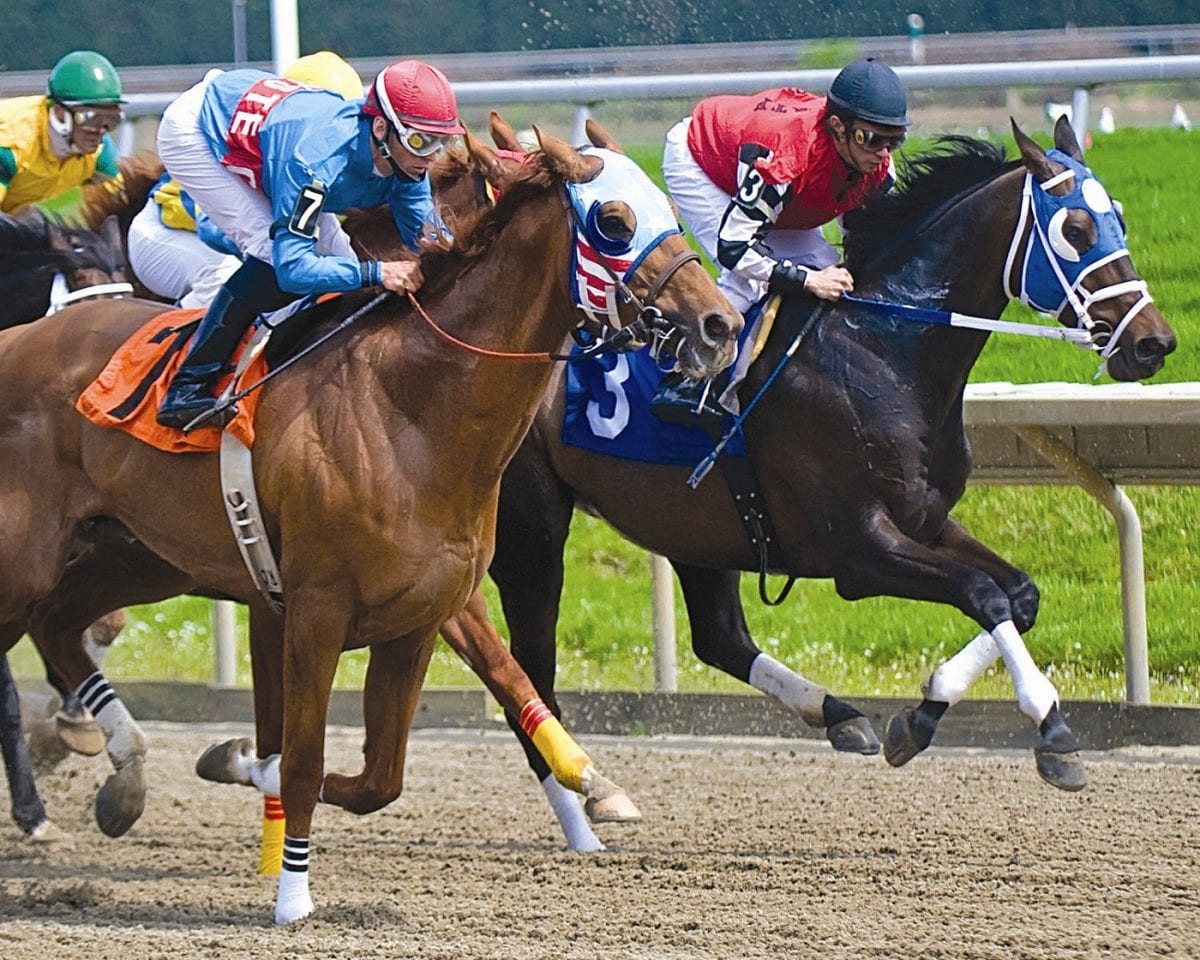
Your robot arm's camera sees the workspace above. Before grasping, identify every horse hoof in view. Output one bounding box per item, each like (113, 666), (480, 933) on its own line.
(95, 756), (146, 837)
(27, 819), (64, 843)
(1035, 749), (1088, 792)
(826, 716), (881, 755)
(274, 894), (314, 925)
(582, 770), (642, 824)
(195, 737), (256, 784)
(55, 711), (105, 757)
(884, 708), (926, 767)
(26, 717), (71, 774)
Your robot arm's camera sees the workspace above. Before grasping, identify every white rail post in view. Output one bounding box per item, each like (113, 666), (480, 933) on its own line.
(571, 104), (593, 147)
(212, 600), (239, 687)
(269, 0), (300, 75)
(1012, 425), (1150, 704)
(649, 553), (677, 692)
(1071, 87), (1091, 147)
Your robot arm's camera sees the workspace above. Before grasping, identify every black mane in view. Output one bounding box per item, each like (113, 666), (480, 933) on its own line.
(843, 136), (1014, 275)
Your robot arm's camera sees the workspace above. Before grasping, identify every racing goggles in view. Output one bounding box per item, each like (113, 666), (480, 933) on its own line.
(852, 126), (906, 152)
(392, 121), (454, 158)
(62, 103), (124, 133)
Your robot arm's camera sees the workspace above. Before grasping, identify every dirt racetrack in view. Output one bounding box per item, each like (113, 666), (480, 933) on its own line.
(1, 721), (1198, 959)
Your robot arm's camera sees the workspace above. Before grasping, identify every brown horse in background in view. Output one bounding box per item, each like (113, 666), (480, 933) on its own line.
(0, 127), (740, 921)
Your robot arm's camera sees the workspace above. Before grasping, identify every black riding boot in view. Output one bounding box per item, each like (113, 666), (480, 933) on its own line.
(156, 258), (288, 431)
(650, 372), (726, 431)
(155, 288), (260, 430)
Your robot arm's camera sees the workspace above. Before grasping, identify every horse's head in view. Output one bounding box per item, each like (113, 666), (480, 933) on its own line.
(1010, 117), (1176, 381)
(465, 119), (742, 379)
(44, 214), (131, 313)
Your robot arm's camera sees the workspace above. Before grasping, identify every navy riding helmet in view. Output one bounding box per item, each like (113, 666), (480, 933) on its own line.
(826, 58), (911, 128)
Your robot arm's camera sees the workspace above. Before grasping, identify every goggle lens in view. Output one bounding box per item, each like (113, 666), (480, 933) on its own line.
(65, 105), (124, 133)
(394, 122), (452, 157)
(853, 127), (906, 152)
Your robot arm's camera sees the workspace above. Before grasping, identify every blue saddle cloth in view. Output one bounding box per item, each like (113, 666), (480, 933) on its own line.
(562, 329), (751, 467)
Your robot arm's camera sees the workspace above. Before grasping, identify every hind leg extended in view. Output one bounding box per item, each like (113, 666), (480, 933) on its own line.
(440, 588), (639, 826)
(829, 515), (1084, 791)
(28, 542), (196, 835)
(489, 448), (613, 851)
(673, 561), (879, 754)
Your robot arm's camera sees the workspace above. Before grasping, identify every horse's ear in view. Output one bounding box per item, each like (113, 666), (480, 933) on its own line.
(1052, 114), (1085, 161)
(100, 214), (122, 248)
(488, 111), (524, 152)
(534, 125), (603, 183)
(1011, 117), (1058, 183)
(465, 128), (524, 191)
(585, 118), (623, 154)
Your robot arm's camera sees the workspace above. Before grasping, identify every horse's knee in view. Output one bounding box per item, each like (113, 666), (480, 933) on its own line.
(1009, 577), (1040, 634)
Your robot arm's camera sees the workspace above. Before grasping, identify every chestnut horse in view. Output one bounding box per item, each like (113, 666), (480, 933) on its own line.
(0, 128), (740, 921)
(438, 117), (1175, 849)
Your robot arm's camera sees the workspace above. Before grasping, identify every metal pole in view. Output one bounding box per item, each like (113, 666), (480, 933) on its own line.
(1071, 87), (1092, 147)
(212, 599), (239, 686)
(1012, 425), (1150, 704)
(231, 0), (248, 67)
(571, 104), (593, 147)
(649, 553), (677, 692)
(269, 0), (301, 75)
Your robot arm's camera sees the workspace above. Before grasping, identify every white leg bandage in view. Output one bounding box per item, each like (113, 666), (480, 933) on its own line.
(76, 673), (145, 765)
(925, 630), (1001, 706)
(541, 773), (604, 852)
(747, 654), (826, 726)
(991, 620), (1058, 724)
(274, 835), (313, 924)
(250, 755), (281, 797)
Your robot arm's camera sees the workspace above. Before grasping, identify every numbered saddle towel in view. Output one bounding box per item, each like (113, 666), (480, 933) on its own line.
(561, 337), (750, 466)
(76, 307), (266, 454)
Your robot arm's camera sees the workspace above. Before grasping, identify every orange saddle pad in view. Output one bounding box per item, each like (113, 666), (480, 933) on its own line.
(76, 306), (267, 453)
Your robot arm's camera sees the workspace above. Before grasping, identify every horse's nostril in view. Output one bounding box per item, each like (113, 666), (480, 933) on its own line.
(703, 312), (735, 346)
(1137, 333), (1177, 362)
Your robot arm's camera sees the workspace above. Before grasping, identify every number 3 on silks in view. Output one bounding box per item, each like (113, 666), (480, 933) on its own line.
(287, 180), (326, 239)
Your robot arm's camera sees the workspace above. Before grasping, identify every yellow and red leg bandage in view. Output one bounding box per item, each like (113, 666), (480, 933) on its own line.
(518, 698), (593, 794)
(258, 795), (285, 876)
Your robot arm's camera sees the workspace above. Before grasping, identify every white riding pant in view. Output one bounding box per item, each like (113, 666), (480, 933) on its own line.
(126, 201), (240, 309)
(662, 117), (839, 313)
(156, 70), (354, 269)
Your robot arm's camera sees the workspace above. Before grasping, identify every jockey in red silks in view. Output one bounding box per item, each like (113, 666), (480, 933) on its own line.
(653, 58), (910, 421)
(154, 58), (465, 430)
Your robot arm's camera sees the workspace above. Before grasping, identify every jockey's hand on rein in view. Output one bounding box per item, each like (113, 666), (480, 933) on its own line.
(770, 260), (854, 301)
(380, 260), (425, 294)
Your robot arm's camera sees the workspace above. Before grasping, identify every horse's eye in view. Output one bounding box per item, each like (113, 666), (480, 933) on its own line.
(593, 201), (635, 248)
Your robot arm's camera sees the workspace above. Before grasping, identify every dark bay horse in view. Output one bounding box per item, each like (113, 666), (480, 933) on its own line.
(0, 209), (130, 331)
(0, 128), (740, 921)
(0, 206), (133, 842)
(442, 117), (1175, 848)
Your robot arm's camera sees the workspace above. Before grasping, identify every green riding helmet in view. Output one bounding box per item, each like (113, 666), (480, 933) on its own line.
(47, 50), (126, 105)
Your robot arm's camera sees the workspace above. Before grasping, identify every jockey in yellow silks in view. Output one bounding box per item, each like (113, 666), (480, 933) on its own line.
(0, 50), (124, 214)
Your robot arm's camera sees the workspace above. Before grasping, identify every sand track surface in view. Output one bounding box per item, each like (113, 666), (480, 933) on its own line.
(1, 722), (1198, 959)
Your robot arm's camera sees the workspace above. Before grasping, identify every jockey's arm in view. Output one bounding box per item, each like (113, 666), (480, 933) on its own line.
(716, 144), (852, 302)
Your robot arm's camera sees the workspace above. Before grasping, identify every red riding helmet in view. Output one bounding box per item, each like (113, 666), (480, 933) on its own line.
(363, 60), (466, 135)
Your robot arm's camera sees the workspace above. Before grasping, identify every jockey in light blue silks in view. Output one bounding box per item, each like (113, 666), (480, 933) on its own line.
(154, 58), (463, 430)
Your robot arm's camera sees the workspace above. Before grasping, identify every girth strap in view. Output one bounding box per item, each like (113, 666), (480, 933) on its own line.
(714, 451), (796, 606)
